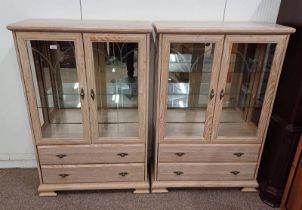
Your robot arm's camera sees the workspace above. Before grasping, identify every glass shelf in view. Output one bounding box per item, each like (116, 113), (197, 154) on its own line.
(217, 42), (277, 137)
(92, 41), (139, 137)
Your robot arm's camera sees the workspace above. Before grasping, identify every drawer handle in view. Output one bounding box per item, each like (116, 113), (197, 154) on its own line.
(209, 89), (215, 100)
(58, 174), (69, 178)
(175, 152), (185, 157)
(220, 89), (225, 99)
(230, 171), (240, 175)
(118, 172), (128, 177)
(80, 88), (85, 100)
(174, 171), (184, 176)
(117, 153), (128, 157)
(56, 154), (67, 159)
(233, 152), (244, 157)
(90, 89), (95, 100)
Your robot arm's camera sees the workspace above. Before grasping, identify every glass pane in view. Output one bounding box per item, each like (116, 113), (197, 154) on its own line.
(165, 43), (216, 137)
(218, 43), (276, 137)
(92, 42), (139, 137)
(27, 40), (83, 139)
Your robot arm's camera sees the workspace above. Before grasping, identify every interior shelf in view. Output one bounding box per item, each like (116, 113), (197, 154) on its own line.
(41, 108), (139, 138)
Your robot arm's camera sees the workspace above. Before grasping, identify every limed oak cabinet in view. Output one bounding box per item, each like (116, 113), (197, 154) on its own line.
(7, 19), (152, 196)
(152, 22), (295, 192)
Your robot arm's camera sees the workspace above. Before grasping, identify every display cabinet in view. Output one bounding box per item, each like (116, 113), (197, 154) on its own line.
(7, 19), (152, 196)
(152, 22), (295, 192)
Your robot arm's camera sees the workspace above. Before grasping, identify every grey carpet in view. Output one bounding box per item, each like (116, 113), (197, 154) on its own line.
(0, 169), (276, 210)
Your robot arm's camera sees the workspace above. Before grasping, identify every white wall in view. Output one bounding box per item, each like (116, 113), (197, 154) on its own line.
(0, 0), (281, 168)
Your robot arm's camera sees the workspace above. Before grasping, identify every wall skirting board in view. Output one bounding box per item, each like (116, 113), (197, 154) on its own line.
(0, 153), (36, 168)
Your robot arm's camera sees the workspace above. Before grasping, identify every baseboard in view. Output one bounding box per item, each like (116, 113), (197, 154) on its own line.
(0, 153), (37, 168)
(0, 160), (37, 168)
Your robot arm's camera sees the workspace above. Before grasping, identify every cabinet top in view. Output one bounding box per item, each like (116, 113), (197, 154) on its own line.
(154, 21), (295, 34)
(7, 19), (153, 33)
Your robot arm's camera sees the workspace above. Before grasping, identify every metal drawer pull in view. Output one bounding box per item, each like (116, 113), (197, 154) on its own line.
(118, 172), (128, 177)
(80, 88), (85, 99)
(220, 89), (225, 99)
(117, 153), (128, 157)
(175, 152), (185, 157)
(56, 154), (67, 159)
(230, 171), (240, 175)
(90, 89), (95, 100)
(233, 152), (244, 157)
(209, 89), (215, 99)
(174, 171), (184, 176)
(59, 174), (69, 178)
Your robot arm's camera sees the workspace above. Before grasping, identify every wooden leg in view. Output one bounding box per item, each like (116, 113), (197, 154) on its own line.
(39, 191), (57, 197)
(241, 187), (257, 192)
(151, 188), (169, 193)
(133, 188), (150, 194)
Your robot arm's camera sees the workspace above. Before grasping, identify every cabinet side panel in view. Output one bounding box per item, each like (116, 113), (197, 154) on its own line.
(13, 32), (43, 184)
(154, 34), (163, 181)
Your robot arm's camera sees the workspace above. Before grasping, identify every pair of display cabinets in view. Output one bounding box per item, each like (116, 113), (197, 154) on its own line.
(7, 19), (295, 196)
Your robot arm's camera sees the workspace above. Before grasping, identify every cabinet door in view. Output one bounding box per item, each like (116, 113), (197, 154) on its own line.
(212, 35), (288, 143)
(158, 35), (224, 142)
(16, 32), (90, 145)
(83, 34), (148, 143)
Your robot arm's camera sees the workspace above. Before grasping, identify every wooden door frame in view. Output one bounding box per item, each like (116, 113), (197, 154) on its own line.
(83, 33), (148, 144)
(211, 35), (289, 144)
(16, 32), (90, 145)
(157, 34), (224, 143)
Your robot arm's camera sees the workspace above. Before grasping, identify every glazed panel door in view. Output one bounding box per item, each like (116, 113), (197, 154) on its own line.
(16, 32), (90, 145)
(211, 35), (289, 143)
(158, 35), (224, 142)
(83, 33), (148, 143)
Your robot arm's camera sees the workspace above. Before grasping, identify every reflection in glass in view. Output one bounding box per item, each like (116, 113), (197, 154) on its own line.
(165, 43), (215, 137)
(27, 41), (83, 138)
(218, 43), (276, 137)
(92, 42), (139, 137)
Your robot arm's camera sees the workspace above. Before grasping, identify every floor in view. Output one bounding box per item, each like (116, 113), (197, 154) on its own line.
(0, 168), (276, 210)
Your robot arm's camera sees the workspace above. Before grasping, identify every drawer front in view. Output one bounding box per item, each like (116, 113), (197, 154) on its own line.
(158, 163), (256, 181)
(42, 163), (144, 184)
(159, 144), (260, 162)
(38, 144), (145, 164)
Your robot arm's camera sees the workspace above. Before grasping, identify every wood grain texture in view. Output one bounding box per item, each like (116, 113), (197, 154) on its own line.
(157, 34), (224, 141)
(241, 187), (257, 192)
(154, 34), (163, 181)
(38, 144), (145, 164)
(157, 162), (256, 181)
(41, 163), (144, 184)
(39, 191), (57, 197)
(158, 144), (260, 162)
(152, 179), (259, 189)
(38, 180), (150, 194)
(211, 35), (287, 144)
(281, 134), (302, 209)
(83, 33), (148, 143)
(12, 32), (43, 184)
(254, 35), (290, 177)
(16, 32), (90, 145)
(7, 19), (153, 33)
(154, 21), (295, 34)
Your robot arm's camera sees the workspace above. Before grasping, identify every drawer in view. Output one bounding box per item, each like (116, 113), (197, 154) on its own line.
(158, 163), (256, 181)
(38, 144), (145, 165)
(158, 144), (260, 162)
(41, 163), (144, 184)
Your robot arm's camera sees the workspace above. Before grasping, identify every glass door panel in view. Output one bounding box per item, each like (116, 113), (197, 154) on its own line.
(92, 42), (139, 137)
(165, 42), (217, 137)
(26, 40), (85, 139)
(217, 43), (276, 138)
